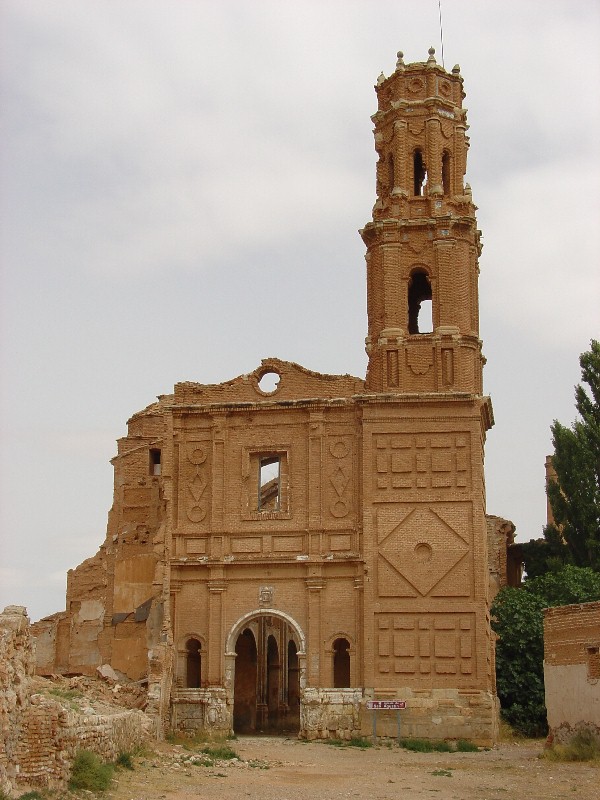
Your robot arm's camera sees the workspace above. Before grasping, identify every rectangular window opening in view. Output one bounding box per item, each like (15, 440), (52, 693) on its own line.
(258, 455), (281, 512)
(149, 448), (162, 476)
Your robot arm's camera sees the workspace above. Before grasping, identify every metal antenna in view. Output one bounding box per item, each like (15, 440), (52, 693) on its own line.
(438, 0), (445, 68)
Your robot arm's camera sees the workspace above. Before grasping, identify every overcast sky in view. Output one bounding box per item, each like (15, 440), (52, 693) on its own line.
(1, 1), (599, 622)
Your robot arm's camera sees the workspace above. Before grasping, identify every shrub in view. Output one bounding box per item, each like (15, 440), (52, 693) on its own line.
(326, 736), (372, 749)
(400, 738), (452, 752)
(115, 751), (134, 770)
(456, 739), (479, 752)
(69, 750), (114, 792)
(400, 738), (477, 753)
(200, 744), (239, 760)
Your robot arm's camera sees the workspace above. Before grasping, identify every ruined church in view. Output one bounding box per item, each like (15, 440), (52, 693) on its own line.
(34, 49), (501, 744)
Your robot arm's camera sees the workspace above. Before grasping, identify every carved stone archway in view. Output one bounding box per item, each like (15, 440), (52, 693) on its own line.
(224, 609), (307, 733)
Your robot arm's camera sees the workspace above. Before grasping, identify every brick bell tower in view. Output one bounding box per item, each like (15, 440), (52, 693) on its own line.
(363, 47), (483, 395)
(359, 49), (497, 743)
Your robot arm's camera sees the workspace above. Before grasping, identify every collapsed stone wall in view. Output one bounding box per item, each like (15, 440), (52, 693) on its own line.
(14, 694), (151, 791)
(0, 606), (151, 795)
(486, 515), (519, 601)
(0, 606), (34, 796)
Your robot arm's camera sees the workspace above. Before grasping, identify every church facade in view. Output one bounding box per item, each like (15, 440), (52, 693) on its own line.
(33, 49), (499, 744)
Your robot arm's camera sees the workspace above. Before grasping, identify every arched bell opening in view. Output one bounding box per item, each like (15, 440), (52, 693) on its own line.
(408, 269), (433, 334)
(442, 150), (451, 196)
(413, 148), (427, 196)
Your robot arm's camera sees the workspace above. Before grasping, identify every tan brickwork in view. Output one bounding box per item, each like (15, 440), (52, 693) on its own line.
(544, 602), (600, 742)
(487, 515), (519, 600)
(1, 606), (151, 795)
(33, 50), (499, 745)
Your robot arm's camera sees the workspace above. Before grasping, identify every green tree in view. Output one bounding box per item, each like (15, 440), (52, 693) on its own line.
(491, 565), (600, 736)
(491, 587), (547, 736)
(524, 564), (600, 606)
(522, 340), (600, 577)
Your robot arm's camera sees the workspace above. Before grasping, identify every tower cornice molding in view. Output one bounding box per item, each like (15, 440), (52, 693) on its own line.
(361, 215), (477, 248)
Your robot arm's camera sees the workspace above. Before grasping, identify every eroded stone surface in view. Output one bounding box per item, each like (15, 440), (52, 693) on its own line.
(0, 607), (151, 795)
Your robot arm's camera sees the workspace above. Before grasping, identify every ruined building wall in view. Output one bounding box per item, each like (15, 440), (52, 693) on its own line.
(0, 606), (34, 795)
(33, 397), (173, 683)
(544, 601), (600, 743)
(486, 515), (519, 601)
(1, 606), (150, 796)
(168, 360), (364, 737)
(31, 52), (500, 746)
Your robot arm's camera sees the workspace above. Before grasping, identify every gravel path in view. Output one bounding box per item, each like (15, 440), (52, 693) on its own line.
(108, 735), (599, 800)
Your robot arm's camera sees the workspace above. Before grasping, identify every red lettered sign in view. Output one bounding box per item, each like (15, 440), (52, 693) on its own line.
(366, 700), (406, 710)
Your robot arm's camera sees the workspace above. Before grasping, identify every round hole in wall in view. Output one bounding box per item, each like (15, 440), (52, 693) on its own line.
(258, 370), (280, 394)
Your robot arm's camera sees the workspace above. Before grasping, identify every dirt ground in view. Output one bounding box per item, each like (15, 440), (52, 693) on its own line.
(108, 735), (599, 800)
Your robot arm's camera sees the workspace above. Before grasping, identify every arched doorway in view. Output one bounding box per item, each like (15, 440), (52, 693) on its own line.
(233, 629), (257, 732)
(227, 611), (305, 735)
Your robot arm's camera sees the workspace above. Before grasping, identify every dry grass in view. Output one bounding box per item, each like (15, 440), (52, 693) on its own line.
(542, 730), (600, 763)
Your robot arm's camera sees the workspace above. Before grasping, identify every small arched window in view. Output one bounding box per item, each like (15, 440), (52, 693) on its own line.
(413, 149), (427, 196)
(408, 270), (433, 334)
(185, 638), (202, 688)
(387, 153), (395, 195)
(333, 638), (350, 688)
(442, 150), (451, 195)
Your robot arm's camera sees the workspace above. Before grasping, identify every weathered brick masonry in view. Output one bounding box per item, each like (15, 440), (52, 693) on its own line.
(544, 602), (600, 743)
(1, 606), (151, 795)
(33, 49), (502, 745)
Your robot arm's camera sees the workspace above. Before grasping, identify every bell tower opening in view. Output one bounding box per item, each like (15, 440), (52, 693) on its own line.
(408, 270), (433, 334)
(413, 148), (427, 196)
(387, 153), (395, 195)
(363, 50), (484, 395)
(442, 150), (451, 195)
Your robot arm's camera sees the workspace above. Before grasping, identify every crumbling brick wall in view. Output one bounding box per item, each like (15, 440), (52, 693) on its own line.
(486, 515), (519, 601)
(544, 601), (600, 743)
(0, 605), (151, 795)
(0, 606), (35, 795)
(15, 694), (151, 791)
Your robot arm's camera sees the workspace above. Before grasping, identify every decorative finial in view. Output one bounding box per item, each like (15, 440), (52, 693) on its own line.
(452, 64), (461, 75)
(396, 51), (405, 71)
(427, 46), (436, 65)
(377, 72), (386, 85)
